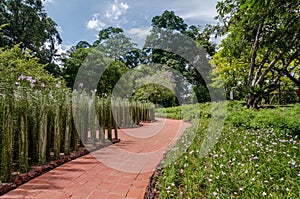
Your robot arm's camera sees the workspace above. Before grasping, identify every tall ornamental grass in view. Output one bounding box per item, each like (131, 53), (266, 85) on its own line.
(0, 85), (155, 183)
(0, 45), (155, 183)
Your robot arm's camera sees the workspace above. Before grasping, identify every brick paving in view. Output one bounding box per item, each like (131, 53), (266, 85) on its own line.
(0, 118), (190, 199)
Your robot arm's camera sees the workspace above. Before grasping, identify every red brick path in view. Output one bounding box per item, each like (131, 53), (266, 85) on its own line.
(0, 118), (190, 199)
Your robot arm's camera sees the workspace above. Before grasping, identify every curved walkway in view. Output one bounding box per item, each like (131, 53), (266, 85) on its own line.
(0, 118), (191, 199)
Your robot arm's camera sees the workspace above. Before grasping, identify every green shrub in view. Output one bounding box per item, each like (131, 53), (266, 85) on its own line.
(225, 104), (300, 136)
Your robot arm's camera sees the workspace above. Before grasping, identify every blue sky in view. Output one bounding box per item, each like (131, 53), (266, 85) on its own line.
(43, 0), (219, 50)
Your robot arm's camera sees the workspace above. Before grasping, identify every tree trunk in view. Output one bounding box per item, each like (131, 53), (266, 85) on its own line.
(248, 15), (265, 89)
(298, 88), (300, 103)
(278, 83), (281, 105)
(247, 92), (261, 109)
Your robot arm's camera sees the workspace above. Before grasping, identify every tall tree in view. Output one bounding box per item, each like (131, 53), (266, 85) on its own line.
(215, 0), (300, 108)
(62, 31), (131, 94)
(62, 44), (92, 88)
(151, 10), (188, 33)
(97, 60), (129, 95)
(0, 0), (62, 75)
(145, 10), (216, 103)
(93, 26), (136, 62)
(211, 48), (252, 100)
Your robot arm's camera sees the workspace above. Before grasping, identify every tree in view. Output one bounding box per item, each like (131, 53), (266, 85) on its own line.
(133, 65), (178, 107)
(133, 84), (177, 107)
(211, 48), (249, 100)
(282, 59), (300, 92)
(122, 48), (147, 69)
(0, 44), (64, 89)
(62, 38), (130, 95)
(185, 25), (216, 56)
(0, 0), (62, 75)
(94, 27), (123, 44)
(93, 27), (136, 62)
(145, 10), (215, 103)
(151, 10), (187, 33)
(97, 60), (129, 95)
(110, 63), (179, 106)
(215, 0), (300, 108)
(76, 41), (91, 49)
(62, 45), (92, 88)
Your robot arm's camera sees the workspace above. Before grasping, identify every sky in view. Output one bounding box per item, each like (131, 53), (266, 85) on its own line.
(43, 0), (219, 50)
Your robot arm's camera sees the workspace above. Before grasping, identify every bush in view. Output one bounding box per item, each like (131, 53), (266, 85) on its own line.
(226, 103), (300, 136)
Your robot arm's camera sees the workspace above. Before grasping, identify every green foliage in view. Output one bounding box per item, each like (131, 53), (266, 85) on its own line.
(93, 27), (136, 61)
(62, 36), (133, 95)
(145, 11), (215, 104)
(226, 104), (300, 136)
(156, 105), (182, 120)
(0, 0), (62, 75)
(158, 101), (300, 136)
(211, 49), (249, 100)
(129, 65), (179, 107)
(62, 13), (217, 106)
(156, 103), (212, 122)
(151, 10), (188, 33)
(62, 46), (93, 88)
(154, 102), (300, 198)
(214, 0), (300, 108)
(191, 85), (211, 103)
(0, 45), (64, 89)
(97, 61), (129, 95)
(133, 84), (177, 107)
(0, 44), (67, 182)
(0, 88), (155, 182)
(0, 45), (155, 182)
(95, 27), (124, 44)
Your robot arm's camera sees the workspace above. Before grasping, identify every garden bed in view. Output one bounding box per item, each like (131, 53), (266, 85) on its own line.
(150, 102), (300, 198)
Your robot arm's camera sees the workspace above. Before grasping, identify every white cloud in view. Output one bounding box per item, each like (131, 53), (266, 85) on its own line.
(171, 0), (218, 23)
(105, 0), (129, 21)
(180, 10), (217, 22)
(127, 27), (151, 40)
(87, 13), (106, 30)
(127, 27), (151, 48)
(86, 0), (128, 31)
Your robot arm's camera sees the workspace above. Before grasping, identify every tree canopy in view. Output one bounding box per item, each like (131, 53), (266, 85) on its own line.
(214, 0), (300, 108)
(62, 27), (132, 96)
(0, 0), (62, 75)
(144, 10), (216, 104)
(0, 44), (64, 90)
(0, 0), (298, 109)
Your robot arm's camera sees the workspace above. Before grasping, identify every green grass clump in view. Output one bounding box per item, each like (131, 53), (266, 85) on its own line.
(155, 103), (212, 121)
(155, 101), (300, 198)
(226, 104), (300, 137)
